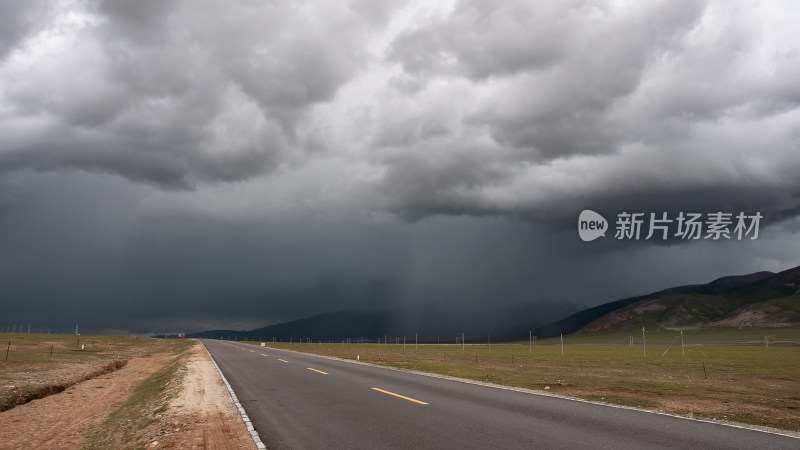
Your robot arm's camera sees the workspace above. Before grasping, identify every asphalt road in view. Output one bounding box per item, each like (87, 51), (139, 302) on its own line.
(202, 340), (798, 449)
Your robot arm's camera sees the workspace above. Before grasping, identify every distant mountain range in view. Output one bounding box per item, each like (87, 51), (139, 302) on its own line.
(186, 265), (800, 341)
(187, 301), (581, 342)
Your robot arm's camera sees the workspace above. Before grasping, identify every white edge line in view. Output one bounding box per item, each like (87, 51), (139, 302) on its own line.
(200, 341), (267, 450)
(258, 343), (800, 441)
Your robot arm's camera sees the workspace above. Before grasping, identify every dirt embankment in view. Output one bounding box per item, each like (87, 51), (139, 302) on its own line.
(0, 343), (255, 449)
(0, 355), (172, 449)
(1, 359), (127, 412)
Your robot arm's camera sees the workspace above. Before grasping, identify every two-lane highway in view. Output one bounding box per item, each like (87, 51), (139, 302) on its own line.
(203, 340), (798, 449)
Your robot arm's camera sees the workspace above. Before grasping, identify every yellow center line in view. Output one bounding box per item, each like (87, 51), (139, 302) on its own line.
(307, 368), (328, 375)
(260, 353), (268, 357)
(249, 350), (255, 352)
(277, 359), (289, 363)
(371, 388), (429, 405)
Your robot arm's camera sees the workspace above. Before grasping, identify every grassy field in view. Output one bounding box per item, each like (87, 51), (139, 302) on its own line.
(0, 332), (190, 412)
(0, 332), (187, 362)
(243, 327), (800, 431)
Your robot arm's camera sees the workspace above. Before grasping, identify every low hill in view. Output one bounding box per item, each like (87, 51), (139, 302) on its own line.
(576, 266), (800, 333)
(532, 270), (775, 337)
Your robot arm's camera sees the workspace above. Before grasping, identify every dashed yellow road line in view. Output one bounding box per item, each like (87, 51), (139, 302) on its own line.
(278, 359), (289, 363)
(307, 368), (328, 375)
(371, 388), (428, 405)
(249, 350), (255, 352)
(260, 353), (268, 357)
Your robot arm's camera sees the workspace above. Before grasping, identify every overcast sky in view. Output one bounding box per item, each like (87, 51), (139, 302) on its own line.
(1, 0), (799, 334)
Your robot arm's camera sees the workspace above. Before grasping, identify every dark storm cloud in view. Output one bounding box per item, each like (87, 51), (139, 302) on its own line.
(390, 0), (705, 160)
(3, 0), (798, 221)
(0, 0), (378, 188)
(377, 0), (800, 224)
(0, 0), (49, 60)
(391, 0), (702, 81)
(3, 171), (796, 334)
(1, 1), (799, 334)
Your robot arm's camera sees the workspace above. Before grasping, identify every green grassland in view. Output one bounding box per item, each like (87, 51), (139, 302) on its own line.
(246, 327), (800, 431)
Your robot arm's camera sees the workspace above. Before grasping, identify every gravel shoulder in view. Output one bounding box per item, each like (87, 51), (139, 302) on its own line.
(152, 343), (255, 449)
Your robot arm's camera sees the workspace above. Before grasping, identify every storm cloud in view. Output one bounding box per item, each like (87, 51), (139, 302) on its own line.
(1, 0), (799, 334)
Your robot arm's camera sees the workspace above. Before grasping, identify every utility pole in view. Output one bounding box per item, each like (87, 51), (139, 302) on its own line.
(529, 330), (532, 353)
(462, 332), (465, 351)
(560, 333), (564, 355)
(681, 330), (685, 358)
(642, 327), (646, 359)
